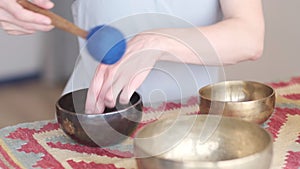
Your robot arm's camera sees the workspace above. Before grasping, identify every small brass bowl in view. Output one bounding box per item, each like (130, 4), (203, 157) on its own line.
(199, 81), (275, 124)
(56, 89), (143, 147)
(134, 115), (273, 169)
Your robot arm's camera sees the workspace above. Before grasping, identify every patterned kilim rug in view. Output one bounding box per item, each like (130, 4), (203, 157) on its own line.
(0, 77), (300, 169)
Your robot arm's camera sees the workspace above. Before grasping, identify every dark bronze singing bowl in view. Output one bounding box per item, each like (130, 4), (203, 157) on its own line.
(56, 89), (143, 147)
(199, 81), (276, 124)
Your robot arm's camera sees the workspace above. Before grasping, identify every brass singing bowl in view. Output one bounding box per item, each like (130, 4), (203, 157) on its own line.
(199, 81), (275, 124)
(134, 115), (273, 169)
(56, 89), (143, 147)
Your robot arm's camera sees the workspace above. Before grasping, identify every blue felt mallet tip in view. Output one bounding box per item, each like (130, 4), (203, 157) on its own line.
(86, 25), (126, 64)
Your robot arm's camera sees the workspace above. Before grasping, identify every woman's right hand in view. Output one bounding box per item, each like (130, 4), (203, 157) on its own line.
(0, 0), (54, 35)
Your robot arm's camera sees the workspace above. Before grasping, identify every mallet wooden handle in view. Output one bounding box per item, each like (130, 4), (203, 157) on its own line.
(17, 0), (88, 39)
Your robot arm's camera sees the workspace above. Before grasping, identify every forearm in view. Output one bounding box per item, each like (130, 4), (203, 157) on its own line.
(147, 0), (265, 66)
(200, 17), (265, 64)
(152, 17), (264, 66)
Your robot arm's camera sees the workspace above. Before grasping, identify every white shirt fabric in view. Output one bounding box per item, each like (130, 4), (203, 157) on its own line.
(64, 0), (223, 104)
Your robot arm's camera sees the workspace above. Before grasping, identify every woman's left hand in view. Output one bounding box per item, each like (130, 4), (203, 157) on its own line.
(85, 32), (167, 114)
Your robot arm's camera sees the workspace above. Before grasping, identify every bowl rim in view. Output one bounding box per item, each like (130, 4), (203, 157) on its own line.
(198, 80), (275, 104)
(55, 89), (143, 117)
(136, 143), (273, 167)
(134, 115), (273, 166)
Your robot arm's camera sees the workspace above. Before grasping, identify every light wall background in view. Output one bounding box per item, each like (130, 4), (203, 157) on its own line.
(0, 0), (299, 85)
(0, 31), (44, 79)
(0, 0), (77, 85)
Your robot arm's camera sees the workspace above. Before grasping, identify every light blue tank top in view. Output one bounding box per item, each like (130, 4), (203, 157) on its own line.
(66, 0), (223, 104)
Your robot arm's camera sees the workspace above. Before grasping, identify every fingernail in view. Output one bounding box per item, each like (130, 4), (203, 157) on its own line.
(119, 97), (130, 105)
(95, 104), (104, 114)
(105, 100), (115, 108)
(41, 19), (51, 25)
(85, 109), (92, 114)
(48, 2), (55, 8)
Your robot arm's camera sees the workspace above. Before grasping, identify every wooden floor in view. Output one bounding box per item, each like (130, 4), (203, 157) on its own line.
(0, 80), (64, 128)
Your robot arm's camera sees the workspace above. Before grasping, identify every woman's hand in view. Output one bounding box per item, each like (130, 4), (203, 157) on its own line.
(0, 0), (54, 35)
(85, 32), (167, 114)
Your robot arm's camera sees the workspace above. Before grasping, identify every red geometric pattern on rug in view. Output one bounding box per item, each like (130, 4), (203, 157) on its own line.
(266, 107), (300, 139)
(6, 123), (64, 169)
(131, 119), (157, 138)
(67, 160), (125, 169)
(5, 122), (134, 169)
(268, 77), (300, 88)
(284, 151), (300, 169)
(0, 159), (9, 169)
(142, 102), (181, 113)
(282, 94), (300, 100)
(265, 107), (300, 169)
(47, 142), (133, 158)
(133, 97), (199, 137)
(142, 96), (198, 113)
(0, 144), (20, 169)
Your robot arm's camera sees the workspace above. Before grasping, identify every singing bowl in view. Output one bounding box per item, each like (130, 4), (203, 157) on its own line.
(134, 115), (273, 169)
(199, 81), (275, 124)
(56, 89), (143, 147)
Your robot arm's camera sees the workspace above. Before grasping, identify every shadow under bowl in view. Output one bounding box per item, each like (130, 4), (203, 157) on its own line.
(199, 81), (276, 124)
(56, 89), (143, 147)
(134, 115), (273, 169)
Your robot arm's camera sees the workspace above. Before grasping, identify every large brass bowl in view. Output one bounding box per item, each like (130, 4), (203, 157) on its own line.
(134, 115), (273, 169)
(199, 81), (275, 124)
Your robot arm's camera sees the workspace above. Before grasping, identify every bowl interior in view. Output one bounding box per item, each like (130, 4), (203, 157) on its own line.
(134, 115), (272, 162)
(199, 81), (274, 102)
(57, 89), (141, 115)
